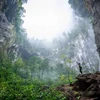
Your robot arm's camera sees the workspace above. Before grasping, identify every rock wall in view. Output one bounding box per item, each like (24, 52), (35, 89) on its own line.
(84, 0), (100, 56)
(0, 11), (18, 61)
(0, 0), (17, 61)
(0, 12), (15, 51)
(0, 0), (29, 61)
(69, 0), (100, 56)
(92, 1), (100, 56)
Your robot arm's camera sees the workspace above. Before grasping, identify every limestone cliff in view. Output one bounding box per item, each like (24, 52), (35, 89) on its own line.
(0, 12), (15, 51)
(90, 0), (100, 56)
(0, 1), (17, 61)
(69, 0), (100, 56)
(0, 0), (27, 61)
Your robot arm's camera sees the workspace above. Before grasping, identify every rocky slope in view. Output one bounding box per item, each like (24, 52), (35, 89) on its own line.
(56, 72), (100, 100)
(73, 72), (100, 100)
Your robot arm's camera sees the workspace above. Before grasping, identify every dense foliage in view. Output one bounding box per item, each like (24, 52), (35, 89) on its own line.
(0, 52), (73, 100)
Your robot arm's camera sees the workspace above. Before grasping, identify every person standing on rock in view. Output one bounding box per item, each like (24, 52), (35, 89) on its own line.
(77, 62), (82, 74)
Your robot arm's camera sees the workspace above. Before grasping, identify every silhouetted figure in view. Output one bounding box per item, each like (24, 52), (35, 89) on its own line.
(77, 63), (82, 74)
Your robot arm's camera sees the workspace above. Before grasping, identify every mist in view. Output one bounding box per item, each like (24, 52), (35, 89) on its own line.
(20, 0), (100, 80)
(23, 0), (74, 40)
(1, 0), (100, 99)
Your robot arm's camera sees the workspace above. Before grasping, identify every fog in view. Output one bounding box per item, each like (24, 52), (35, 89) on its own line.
(1, 0), (100, 99)
(23, 0), (74, 40)
(21, 0), (100, 80)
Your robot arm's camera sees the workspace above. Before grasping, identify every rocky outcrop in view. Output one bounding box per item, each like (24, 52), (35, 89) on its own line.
(53, 72), (100, 100)
(0, 0), (19, 61)
(73, 72), (100, 100)
(0, 12), (15, 52)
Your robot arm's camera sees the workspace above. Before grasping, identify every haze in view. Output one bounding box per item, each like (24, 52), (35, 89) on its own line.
(23, 0), (74, 40)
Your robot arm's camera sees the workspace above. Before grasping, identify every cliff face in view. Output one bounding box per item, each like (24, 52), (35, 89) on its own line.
(0, 0), (29, 61)
(85, 0), (100, 56)
(69, 0), (100, 56)
(0, 0), (18, 60)
(91, 0), (100, 56)
(0, 12), (18, 61)
(0, 12), (15, 51)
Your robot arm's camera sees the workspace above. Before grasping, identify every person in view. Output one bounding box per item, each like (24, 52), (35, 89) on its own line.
(77, 63), (82, 74)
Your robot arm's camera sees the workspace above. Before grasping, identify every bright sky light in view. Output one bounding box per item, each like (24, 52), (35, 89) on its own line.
(23, 0), (74, 40)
